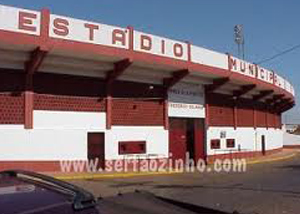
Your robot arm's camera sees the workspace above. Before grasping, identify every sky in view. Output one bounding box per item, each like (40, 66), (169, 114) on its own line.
(1, 0), (299, 123)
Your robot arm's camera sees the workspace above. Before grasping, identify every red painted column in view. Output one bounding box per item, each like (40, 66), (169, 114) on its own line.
(24, 8), (50, 129)
(106, 85), (112, 130)
(24, 75), (34, 129)
(40, 8), (50, 47)
(253, 106), (257, 129)
(205, 92), (210, 128)
(233, 99), (238, 130)
(163, 91), (169, 130)
(279, 113), (282, 129)
(266, 106), (269, 130)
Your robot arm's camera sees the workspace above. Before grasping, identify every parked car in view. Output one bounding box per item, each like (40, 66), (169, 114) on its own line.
(0, 170), (99, 214)
(0, 170), (233, 214)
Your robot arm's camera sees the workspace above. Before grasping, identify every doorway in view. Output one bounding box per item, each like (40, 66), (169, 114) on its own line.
(169, 118), (205, 164)
(87, 133), (105, 170)
(261, 135), (266, 156)
(186, 119), (195, 160)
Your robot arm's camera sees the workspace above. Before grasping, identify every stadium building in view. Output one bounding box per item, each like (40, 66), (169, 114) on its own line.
(0, 5), (295, 171)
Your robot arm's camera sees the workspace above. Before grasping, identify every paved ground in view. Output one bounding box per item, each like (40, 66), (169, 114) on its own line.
(70, 151), (300, 214)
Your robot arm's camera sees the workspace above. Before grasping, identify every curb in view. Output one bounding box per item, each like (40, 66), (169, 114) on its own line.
(247, 152), (298, 165)
(54, 170), (181, 181)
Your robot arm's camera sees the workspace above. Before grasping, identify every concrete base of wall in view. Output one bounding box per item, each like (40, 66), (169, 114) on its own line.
(283, 145), (300, 149)
(206, 148), (282, 163)
(0, 161), (61, 172)
(0, 148), (284, 172)
(0, 159), (170, 173)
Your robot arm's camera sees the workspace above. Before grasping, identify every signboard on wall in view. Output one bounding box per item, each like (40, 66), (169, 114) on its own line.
(168, 83), (205, 118)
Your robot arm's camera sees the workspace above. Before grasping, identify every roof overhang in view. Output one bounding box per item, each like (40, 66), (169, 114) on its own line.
(0, 4), (295, 109)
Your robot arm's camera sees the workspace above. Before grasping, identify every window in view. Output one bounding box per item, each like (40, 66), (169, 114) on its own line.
(211, 139), (221, 149)
(226, 139), (235, 148)
(118, 141), (146, 154)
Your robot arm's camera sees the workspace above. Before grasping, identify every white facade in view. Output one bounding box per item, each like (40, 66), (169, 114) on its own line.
(0, 110), (168, 161)
(206, 127), (283, 156)
(0, 111), (106, 161)
(105, 126), (168, 160)
(0, 123), (284, 161)
(191, 46), (228, 69)
(33, 110), (106, 130)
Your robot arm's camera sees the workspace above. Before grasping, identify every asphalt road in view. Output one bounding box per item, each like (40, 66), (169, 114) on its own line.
(71, 153), (300, 214)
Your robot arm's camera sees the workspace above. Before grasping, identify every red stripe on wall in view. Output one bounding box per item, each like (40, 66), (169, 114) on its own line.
(0, 161), (61, 172)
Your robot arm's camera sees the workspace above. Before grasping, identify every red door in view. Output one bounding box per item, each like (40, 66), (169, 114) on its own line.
(194, 119), (205, 161)
(88, 133), (105, 169)
(169, 118), (187, 162)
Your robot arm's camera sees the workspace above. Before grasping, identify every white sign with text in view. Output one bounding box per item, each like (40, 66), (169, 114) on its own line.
(168, 83), (205, 118)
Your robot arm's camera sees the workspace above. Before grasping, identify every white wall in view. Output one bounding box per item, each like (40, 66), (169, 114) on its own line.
(206, 127), (283, 156)
(0, 111), (106, 161)
(0, 111), (169, 161)
(0, 122), (284, 161)
(34, 110), (106, 130)
(283, 132), (300, 146)
(256, 128), (283, 150)
(105, 126), (168, 160)
(0, 128), (88, 160)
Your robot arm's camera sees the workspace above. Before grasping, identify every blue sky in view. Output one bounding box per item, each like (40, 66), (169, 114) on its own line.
(2, 0), (299, 123)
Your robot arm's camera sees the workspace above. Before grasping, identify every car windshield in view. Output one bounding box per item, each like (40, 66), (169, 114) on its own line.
(0, 175), (73, 214)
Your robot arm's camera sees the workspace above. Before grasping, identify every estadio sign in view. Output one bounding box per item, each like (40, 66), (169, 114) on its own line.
(0, 4), (295, 97)
(168, 83), (205, 118)
(2, 4), (188, 59)
(134, 31), (188, 60)
(0, 5), (41, 35)
(49, 15), (130, 49)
